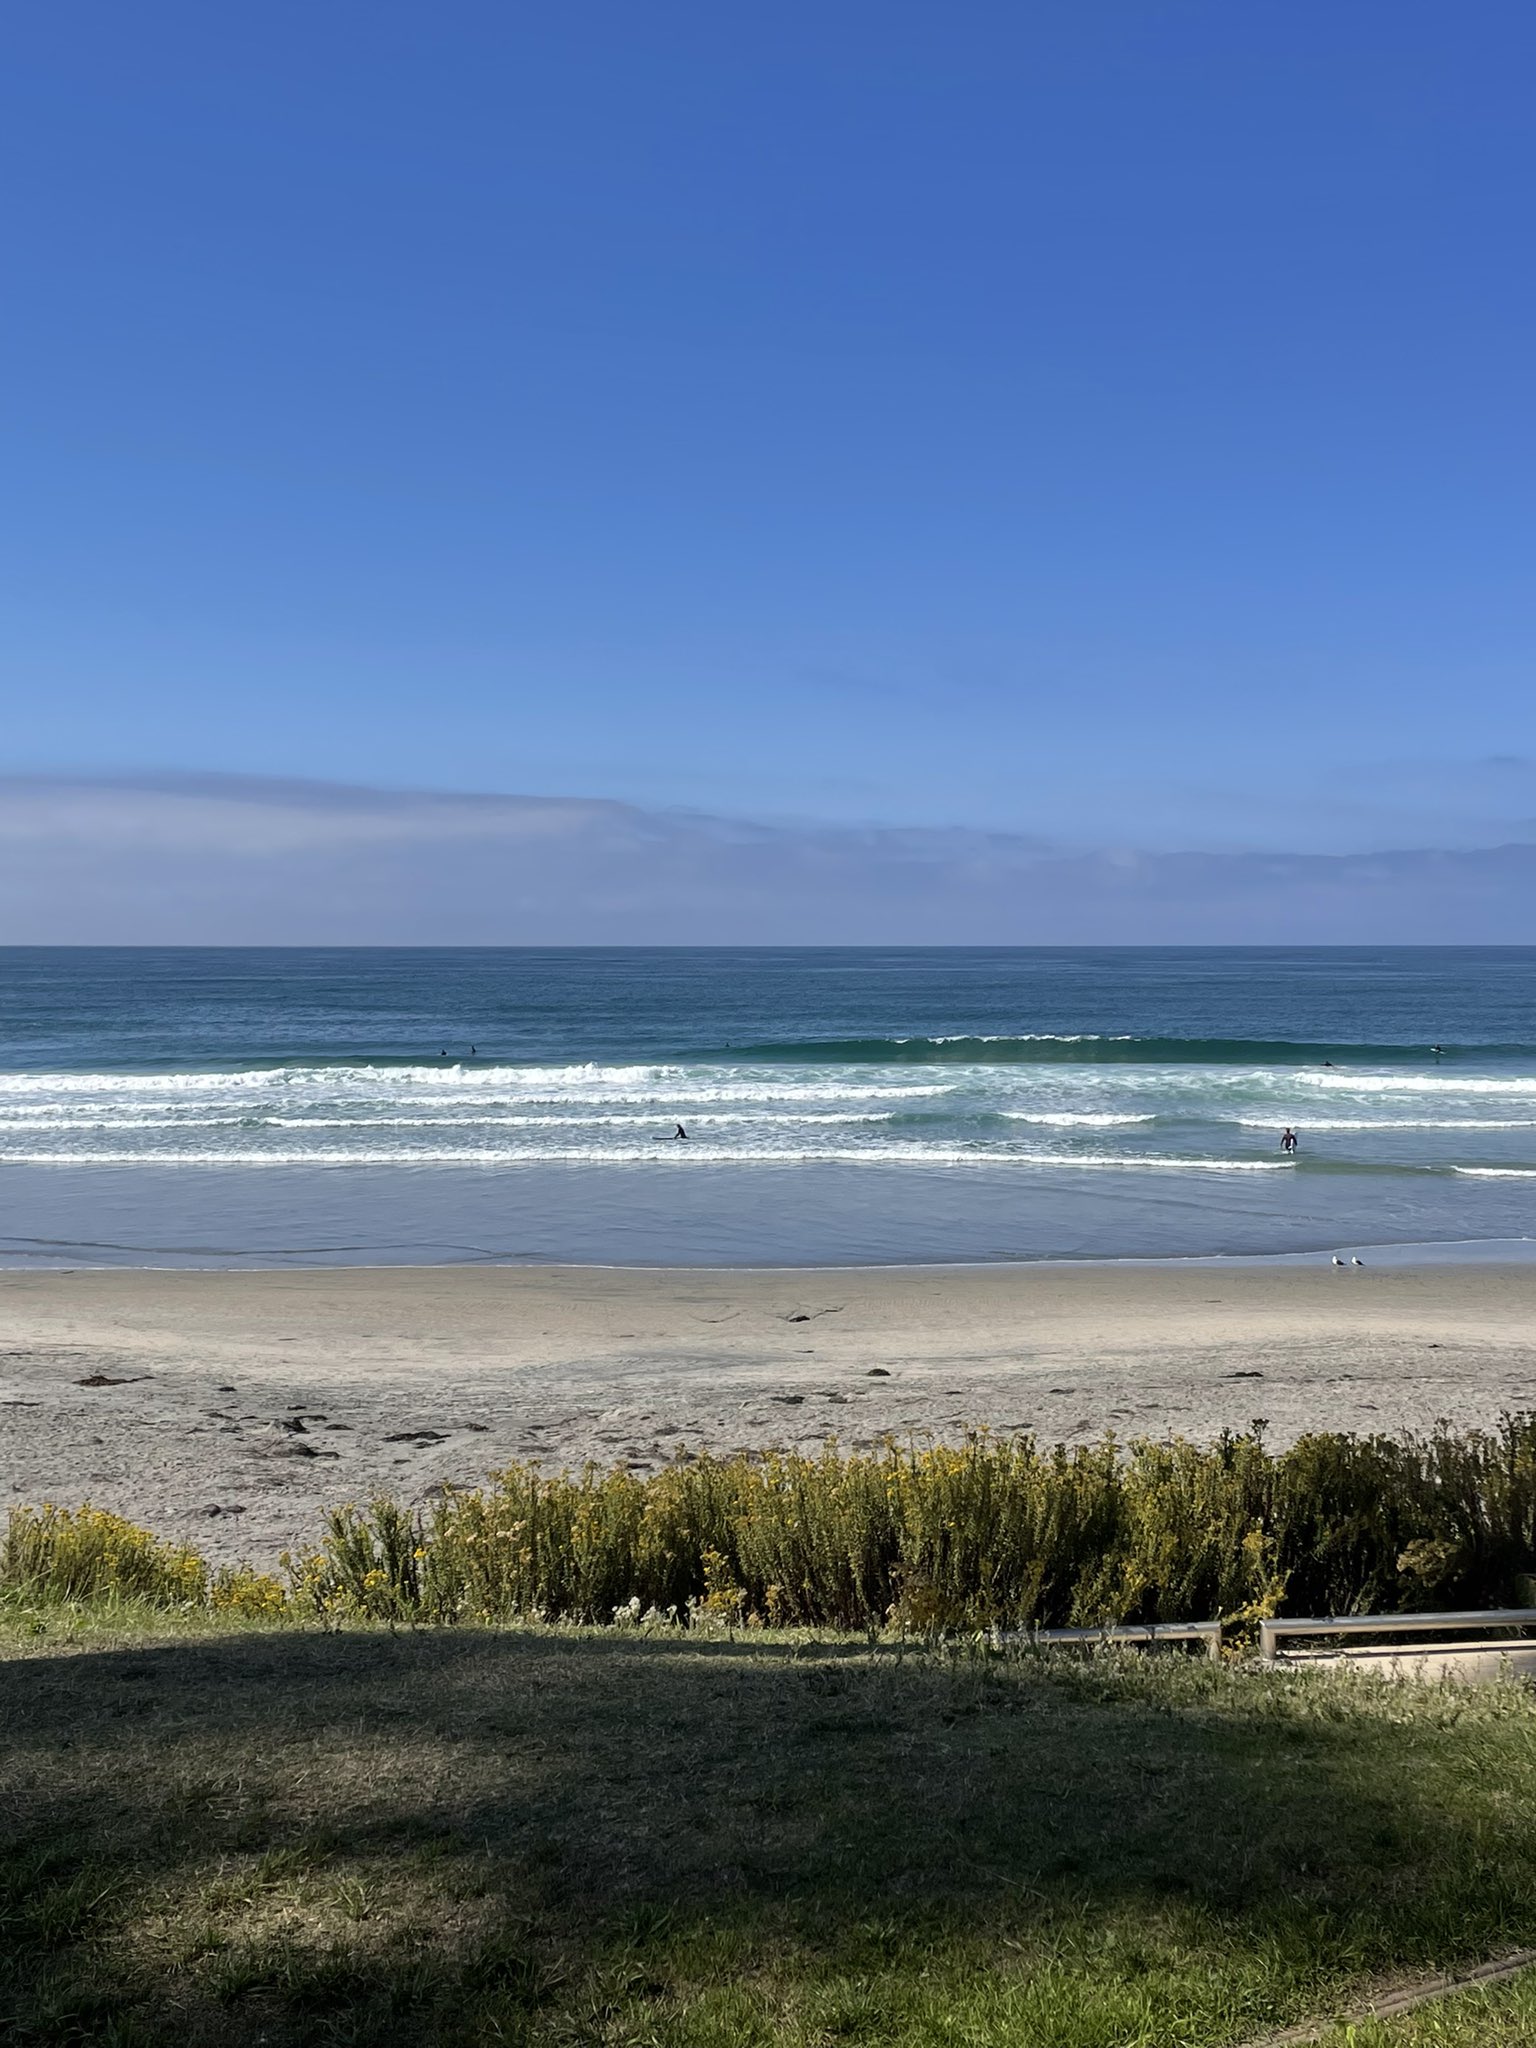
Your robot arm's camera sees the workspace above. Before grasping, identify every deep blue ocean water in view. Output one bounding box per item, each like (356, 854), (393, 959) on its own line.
(2, 947), (1534, 1266)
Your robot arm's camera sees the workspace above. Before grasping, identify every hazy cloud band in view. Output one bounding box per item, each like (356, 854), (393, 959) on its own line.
(2, 774), (1533, 944)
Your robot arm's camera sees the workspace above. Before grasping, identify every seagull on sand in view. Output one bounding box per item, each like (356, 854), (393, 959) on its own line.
(1331, 1254), (1346, 1267)
(1351, 1255), (1365, 1267)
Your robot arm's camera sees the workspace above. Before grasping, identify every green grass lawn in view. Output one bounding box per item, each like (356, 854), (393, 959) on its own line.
(4, 1611), (1536, 2047)
(1310, 1970), (1536, 2043)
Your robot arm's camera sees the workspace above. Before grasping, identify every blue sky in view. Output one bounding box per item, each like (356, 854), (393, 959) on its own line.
(3, 4), (1536, 876)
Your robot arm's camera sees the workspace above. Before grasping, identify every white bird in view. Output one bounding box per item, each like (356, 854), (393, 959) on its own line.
(1331, 1254), (1345, 1267)
(1351, 1255), (1365, 1267)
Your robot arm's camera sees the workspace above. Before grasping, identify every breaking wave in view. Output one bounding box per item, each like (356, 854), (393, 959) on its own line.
(707, 1035), (1532, 1066)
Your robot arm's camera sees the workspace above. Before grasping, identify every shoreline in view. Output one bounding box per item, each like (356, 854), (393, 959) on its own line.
(5, 1233), (1536, 1276)
(4, 1259), (1535, 1568)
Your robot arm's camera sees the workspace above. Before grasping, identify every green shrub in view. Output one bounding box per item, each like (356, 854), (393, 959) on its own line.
(296, 1414), (1536, 1633)
(12, 1415), (1536, 1635)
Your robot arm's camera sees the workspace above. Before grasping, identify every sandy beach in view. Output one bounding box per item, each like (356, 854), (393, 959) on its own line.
(3, 1259), (1534, 1567)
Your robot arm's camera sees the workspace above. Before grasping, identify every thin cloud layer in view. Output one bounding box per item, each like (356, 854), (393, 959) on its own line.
(1, 774), (1533, 944)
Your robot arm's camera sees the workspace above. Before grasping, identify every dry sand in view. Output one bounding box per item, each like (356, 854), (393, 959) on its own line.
(3, 1259), (1534, 1567)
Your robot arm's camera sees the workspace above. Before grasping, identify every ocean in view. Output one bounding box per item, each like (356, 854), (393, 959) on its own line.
(2, 946), (1534, 1267)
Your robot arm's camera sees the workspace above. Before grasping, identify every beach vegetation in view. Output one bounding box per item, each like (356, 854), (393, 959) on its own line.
(7, 1416), (1536, 1639)
(2, 1504), (289, 1623)
(303, 1413), (1536, 1635)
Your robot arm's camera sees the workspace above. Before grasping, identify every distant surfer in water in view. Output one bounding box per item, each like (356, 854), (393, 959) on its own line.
(1280, 1127), (1298, 1154)
(654, 1123), (689, 1140)
(674, 1123), (689, 1139)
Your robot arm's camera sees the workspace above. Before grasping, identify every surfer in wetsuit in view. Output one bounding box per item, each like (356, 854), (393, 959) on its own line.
(1280, 1127), (1298, 1154)
(674, 1123), (688, 1139)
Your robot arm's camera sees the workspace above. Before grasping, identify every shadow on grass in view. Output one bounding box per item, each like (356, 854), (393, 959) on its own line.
(3, 1627), (1536, 2045)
